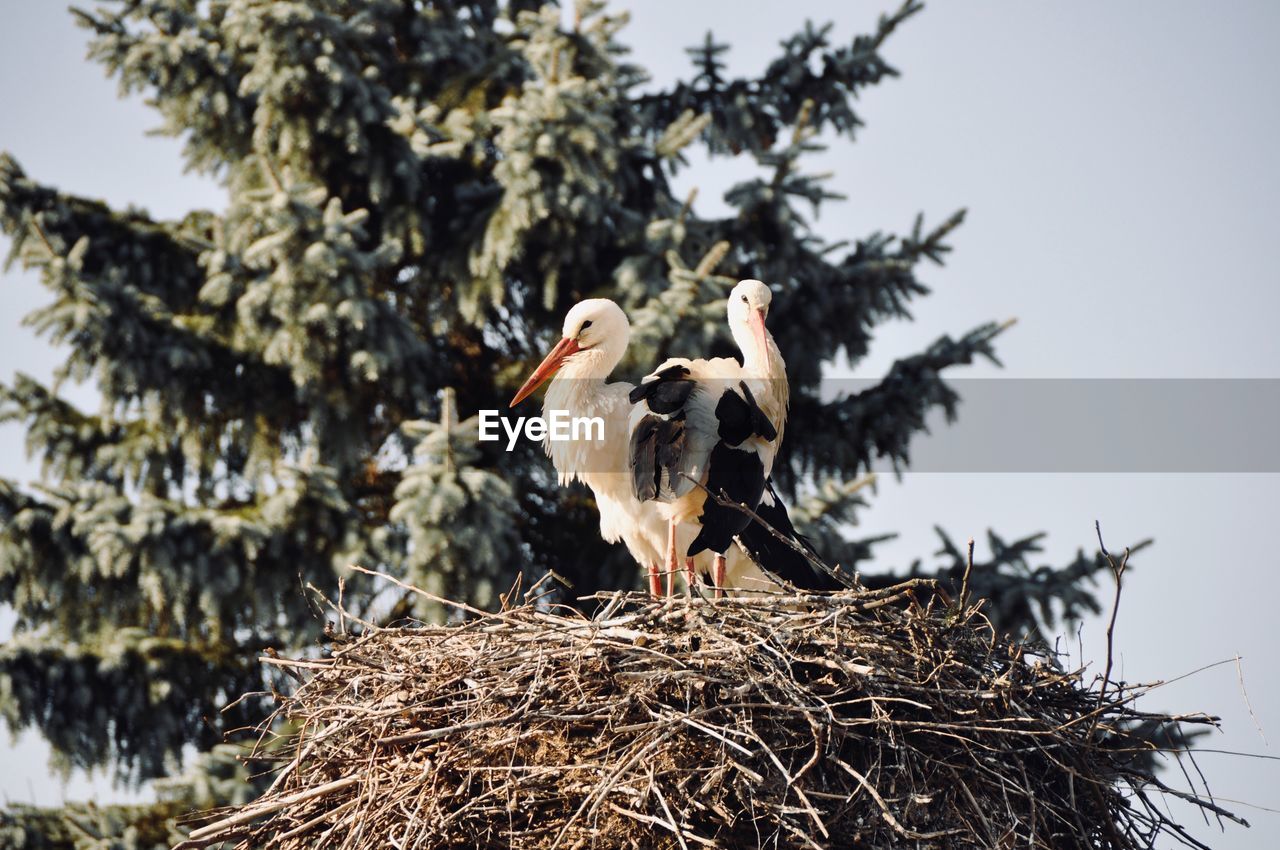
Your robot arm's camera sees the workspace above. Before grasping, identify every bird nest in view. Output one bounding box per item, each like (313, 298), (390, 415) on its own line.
(178, 579), (1237, 850)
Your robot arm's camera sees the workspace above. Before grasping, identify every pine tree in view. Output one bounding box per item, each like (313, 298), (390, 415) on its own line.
(0, 1), (1138, 844)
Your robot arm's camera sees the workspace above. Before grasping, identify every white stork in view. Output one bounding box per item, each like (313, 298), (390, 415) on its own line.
(509, 299), (670, 594)
(627, 280), (789, 596)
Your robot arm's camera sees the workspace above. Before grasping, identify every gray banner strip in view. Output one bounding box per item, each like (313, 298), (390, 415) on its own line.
(493, 379), (1280, 473)
(857, 378), (1280, 473)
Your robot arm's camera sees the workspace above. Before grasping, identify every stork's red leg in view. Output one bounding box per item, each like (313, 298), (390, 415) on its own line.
(646, 563), (662, 597)
(665, 518), (679, 598)
(684, 556), (696, 597)
(712, 554), (726, 599)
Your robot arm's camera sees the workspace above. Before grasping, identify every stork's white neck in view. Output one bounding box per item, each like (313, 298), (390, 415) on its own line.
(745, 336), (782, 379)
(732, 320), (789, 447)
(732, 321), (786, 382)
(540, 347), (625, 487)
(543, 346), (620, 413)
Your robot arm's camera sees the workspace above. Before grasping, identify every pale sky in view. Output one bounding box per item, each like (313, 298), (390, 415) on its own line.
(1, 3), (1278, 847)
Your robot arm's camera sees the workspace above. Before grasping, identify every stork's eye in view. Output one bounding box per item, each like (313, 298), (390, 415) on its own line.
(740, 295), (749, 303)
(580, 320), (593, 332)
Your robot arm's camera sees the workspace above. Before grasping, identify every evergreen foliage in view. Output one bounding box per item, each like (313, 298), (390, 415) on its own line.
(0, 1), (1139, 844)
(0, 744), (260, 850)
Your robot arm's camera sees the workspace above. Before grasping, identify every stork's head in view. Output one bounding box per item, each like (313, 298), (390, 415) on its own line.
(727, 279), (773, 358)
(509, 299), (630, 406)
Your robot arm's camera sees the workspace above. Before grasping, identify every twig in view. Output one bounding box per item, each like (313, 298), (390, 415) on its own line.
(1234, 655), (1269, 745)
(178, 776), (358, 845)
(960, 536), (975, 608)
(347, 563), (490, 618)
(1090, 520), (1128, 740)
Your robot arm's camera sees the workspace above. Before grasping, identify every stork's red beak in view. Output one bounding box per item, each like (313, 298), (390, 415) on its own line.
(749, 308), (768, 357)
(510, 337), (580, 406)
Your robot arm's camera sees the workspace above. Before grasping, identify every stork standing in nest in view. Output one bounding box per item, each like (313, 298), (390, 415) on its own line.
(509, 299), (671, 595)
(628, 280), (789, 596)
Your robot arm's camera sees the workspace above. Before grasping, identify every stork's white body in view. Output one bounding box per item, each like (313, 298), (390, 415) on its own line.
(542, 372), (668, 569)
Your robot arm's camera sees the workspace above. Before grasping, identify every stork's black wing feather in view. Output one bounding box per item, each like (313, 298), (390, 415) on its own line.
(628, 365), (694, 411)
(687, 384), (780, 556)
(713, 381), (777, 445)
(629, 416), (661, 502)
(629, 366), (696, 502)
(629, 411), (687, 502)
(687, 442), (765, 557)
(736, 480), (850, 591)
